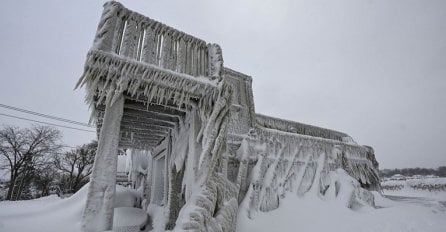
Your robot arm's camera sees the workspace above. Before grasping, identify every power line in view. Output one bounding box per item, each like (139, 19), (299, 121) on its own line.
(0, 112), (96, 133)
(0, 103), (93, 128)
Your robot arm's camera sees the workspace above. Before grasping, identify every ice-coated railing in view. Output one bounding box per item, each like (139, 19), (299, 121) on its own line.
(256, 113), (349, 142)
(92, 1), (216, 78)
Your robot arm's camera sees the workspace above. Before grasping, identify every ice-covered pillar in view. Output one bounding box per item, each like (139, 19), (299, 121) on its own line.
(141, 23), (159, 65)
(176, 38), (187, 73)
(208, 43), (223, 81)
(142, 154), (153, 209)
(81, 94), (124, 232)
(164, 131), (172, 205)
(91, 1), (124, 52)
(236, 138), (250, 203)
(221, 152), (228, 177)
(120, 13), (139, 58)
(184, 107), (200, 200)
(160, 31), (174, 70)
(185, 40), (193, 75)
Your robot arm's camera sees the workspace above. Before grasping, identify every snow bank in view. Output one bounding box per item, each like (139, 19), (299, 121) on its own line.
(147, 204), (167, 232)
(113, 207), (149, 232)
(237, 190), (446, 232)
(0, 183), (89, 232)
(114, 185), (140, 208)
(323, 169), (375, 209)
(0, 184), (144, 232)
(238, 161), (444, 232)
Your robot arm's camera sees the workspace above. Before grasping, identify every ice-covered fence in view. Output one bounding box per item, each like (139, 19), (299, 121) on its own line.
(253, 126), (380, 190)
(78, 1), (224, 114)
(92, 1), (210, 77)
(256, 114), (350, 142)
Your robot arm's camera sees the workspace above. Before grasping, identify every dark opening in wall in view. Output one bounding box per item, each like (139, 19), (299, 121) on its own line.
(358, 179), (370, 189)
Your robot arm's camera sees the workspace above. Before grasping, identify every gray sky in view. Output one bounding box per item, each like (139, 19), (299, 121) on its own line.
(1, 0), (445, 169)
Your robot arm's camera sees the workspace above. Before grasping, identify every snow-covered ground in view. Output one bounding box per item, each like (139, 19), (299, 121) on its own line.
(1, 184), (445, 232)
(0, 184), (142, 232)
(0, 184), (87, 232)
(237, 192), (446, 232)
(384, 188), (446, 201)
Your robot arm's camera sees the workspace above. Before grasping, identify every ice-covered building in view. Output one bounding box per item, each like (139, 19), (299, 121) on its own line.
(77, 2), (380, 231)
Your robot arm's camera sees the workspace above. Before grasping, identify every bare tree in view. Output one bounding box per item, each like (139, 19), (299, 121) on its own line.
(53, 141), (97, 194)
(0, 125), (61, 200)
(34, 162), (58, 197)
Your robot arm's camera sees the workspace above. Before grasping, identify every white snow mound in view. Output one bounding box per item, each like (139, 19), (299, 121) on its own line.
(0, 183), (143, 232)
(323, 169), (375, 209)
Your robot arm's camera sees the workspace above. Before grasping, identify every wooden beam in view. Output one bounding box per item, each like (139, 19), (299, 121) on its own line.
(121, 132), (166, 140)
(120, 129), (169, 138)
(124, 99), (187, 117)
(118, 120), (175, 131)
(120, 137), (162, 146)
(120, 138), (161, 145)
(97, 106), (181, 124)
(119, 117), (176, 129)
(119, 141), (159, 150)
(124, 95), (197, 112)
(112, 123), (170, 134)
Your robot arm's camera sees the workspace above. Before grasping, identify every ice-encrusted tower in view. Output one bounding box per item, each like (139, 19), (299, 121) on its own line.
(76, 2), (380, 231)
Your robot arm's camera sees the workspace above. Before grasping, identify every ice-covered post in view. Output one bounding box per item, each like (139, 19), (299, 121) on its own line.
(81, 2), (125, 232)
(81, 94), (124, 232)
(196, 43), (228, 180)
(91, 1), (124, 52)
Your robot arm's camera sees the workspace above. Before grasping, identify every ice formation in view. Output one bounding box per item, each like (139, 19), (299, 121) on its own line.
(76, 1), (381, 231)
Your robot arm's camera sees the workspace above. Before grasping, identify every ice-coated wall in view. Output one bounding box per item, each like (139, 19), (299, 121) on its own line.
(224, 68), (256, 136)
(221, 67), (380, 211)
(238, 126), (380, 213)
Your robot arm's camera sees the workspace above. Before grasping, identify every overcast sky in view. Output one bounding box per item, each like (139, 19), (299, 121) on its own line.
(1, 0), (445, 169)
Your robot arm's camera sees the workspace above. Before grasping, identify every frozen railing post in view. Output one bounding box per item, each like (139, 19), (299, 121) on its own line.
(81, 95), (124, 232)
(90, 1), (122, 52)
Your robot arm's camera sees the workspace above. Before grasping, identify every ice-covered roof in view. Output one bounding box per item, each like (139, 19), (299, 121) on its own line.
(76, 1), (225, 150)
